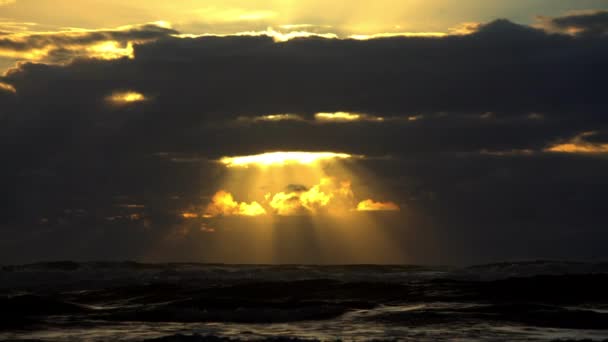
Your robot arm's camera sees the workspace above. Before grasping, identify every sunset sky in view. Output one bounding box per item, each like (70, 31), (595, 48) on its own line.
(1, 0), (608, 265)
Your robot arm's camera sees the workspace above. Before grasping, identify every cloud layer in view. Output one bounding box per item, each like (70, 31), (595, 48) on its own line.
(1, 11), (608, 264)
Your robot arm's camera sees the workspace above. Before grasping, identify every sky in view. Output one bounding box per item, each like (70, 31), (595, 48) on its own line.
(1, 0), (608, 265)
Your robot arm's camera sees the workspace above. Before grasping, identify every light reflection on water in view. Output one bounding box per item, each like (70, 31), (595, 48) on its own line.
(3, 304), (608, 341)
(3, 263), (608, 341)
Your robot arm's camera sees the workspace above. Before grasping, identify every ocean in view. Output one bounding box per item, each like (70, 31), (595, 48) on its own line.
(1, 261), (608, 341)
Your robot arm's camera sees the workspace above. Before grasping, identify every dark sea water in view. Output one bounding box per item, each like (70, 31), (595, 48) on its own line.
(1, 261), (608, 341)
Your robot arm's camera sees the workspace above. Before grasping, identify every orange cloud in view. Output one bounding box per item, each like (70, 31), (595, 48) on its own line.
(547, 143), (608, 153)
(546, 132), (608, 154)
(181, 212), (199, 219)
(357, 199), (400, 212)
(204, 191), (267, 217)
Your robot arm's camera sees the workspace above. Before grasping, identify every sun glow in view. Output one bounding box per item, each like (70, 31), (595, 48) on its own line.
(268, 178), (355, 216)
(108, 91), (146, 104)
(204, 177), (399, 218)
(87, 41), (134, 60)
(193, 148), (404, 263)
(315, 112), (362, 122)
(220, 152), (352, 168)
(315, 112), (385, 122)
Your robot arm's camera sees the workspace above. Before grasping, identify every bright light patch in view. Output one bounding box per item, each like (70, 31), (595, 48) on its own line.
(315, 112), (385, 123)
(258, 114), (301, 121)
(108, 91), (146, 104)
(357, 200), (400, 212)
(150, 21), (173, 29)
(547, 143), (608, 153)
(87, 41), (134, 60)
(220, 152), (352, 168)
(199, 148), (404, 262)
(0, 82), (16, 93)
(205, 191), (267, 217)
(239, 114), (303, 123)
(181, 212), (199, 219)
(315, 112), (362, 122)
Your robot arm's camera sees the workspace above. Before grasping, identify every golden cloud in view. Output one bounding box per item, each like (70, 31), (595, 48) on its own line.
(0, 22), (176, 72)
(346, 22), (480, 40)
(269, 178), (354, 215)
(237, 112), (405, 125)
(204, 178), (398, 217)
(175, 28), (338, 43)
(448, 22), (482, 35)
(204, 191), (267, 217)
(172, 24), (481, 43)
(356, 199), (400, 212)
(87, 41), (134, 60)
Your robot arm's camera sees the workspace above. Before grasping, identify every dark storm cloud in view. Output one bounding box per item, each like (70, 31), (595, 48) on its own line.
(542, 10), (608, 36)
(4, 18), (606, 156)
(1, 17), (608, 264)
